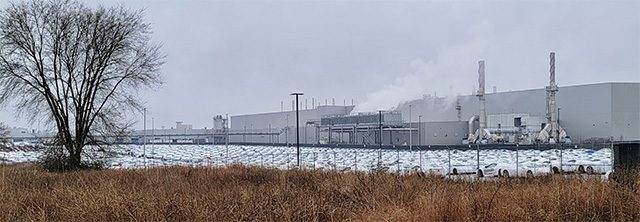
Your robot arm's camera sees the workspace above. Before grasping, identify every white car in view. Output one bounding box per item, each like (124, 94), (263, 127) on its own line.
(550, 161), (610, 175)
(489, 163), (551, 178)
(476, 163), (498, 177)
(449, 165), (477, 175)
(477, 162), (512, 177)
(519, 164), (553, 177)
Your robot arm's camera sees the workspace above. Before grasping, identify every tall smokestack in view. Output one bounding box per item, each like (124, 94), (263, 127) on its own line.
(548, 52), (559, 139)
(477, 60), (487, 133)
(550, 52), (556, 87)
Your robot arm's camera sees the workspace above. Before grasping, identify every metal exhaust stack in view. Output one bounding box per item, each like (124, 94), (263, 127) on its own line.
(467, 60), (493, 144)
(538, 52), (568, 143)
(478, 60), (487, 133)
(548, 52), (559, 140)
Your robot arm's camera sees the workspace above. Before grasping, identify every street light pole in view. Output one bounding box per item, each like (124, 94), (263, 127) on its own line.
(409, 105), (412, 151)
(143, 108), (146, 168)
(418, 115), (422, 147)
(378, 110), (383, 166)
(378, 110), (383, 149)
(211, 116), (216, 147)
(225, 114), (229, 163)
(269, 124), (272, 144)
(152, 117), (154, 154)
(291, 92), (304, 168)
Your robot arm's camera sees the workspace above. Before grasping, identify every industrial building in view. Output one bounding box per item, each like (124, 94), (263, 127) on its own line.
(122, 52), (640, 164)
(122, 52), (639, 166)
(222, 82), (638, 146)
(224, 53), (639, 146)
(126, 53), (639, 148)
(127, 81), (638, 148)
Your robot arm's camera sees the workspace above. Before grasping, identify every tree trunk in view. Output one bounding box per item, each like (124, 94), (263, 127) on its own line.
(68, 148), (82, 169)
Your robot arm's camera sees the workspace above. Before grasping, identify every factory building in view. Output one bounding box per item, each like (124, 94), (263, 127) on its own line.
(224, 82), (638, 146)
(122, 53), (639, 165)
(394, 82), (640, 144)
(115, 52), (640, 167)
(120, 52), (640, 166)
(227, 105), (354, 145)
(126, 121), (216, 144)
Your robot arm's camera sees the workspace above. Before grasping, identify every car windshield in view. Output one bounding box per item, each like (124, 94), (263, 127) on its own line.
(485, 163), (497, 168)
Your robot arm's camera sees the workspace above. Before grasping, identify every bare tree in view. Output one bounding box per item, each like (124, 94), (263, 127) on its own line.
(0, 0), (164, 169)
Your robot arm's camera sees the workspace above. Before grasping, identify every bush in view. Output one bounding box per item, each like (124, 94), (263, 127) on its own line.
(38, 146), (105, 172)
(609, 168), (640, 192)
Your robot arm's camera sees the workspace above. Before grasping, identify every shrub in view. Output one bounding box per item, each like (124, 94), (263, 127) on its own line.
(39, 146), (105, 172)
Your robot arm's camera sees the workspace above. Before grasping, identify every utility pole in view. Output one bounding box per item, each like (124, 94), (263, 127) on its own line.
(269, 124), (272, 144)
(378, 110), (383, 166)
(143, 108), (146, 168)
(225, 114), (229, 163)
(291, 92), (304, 168)
(152, 117), (154, 154)
(409, 105), (412, 151)
(378, 110), (383, 149)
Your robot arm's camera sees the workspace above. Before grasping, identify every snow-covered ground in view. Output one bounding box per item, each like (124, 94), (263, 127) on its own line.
(0, 144), (612, 177)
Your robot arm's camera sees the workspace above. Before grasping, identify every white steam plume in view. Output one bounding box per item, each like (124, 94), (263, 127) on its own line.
(354, 22), (495, 112)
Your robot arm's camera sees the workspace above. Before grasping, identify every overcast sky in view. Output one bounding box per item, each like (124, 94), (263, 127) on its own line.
(0, 0), (638, 130)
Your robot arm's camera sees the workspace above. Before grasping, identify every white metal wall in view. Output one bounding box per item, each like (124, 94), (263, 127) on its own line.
(396, 83), (639, 143)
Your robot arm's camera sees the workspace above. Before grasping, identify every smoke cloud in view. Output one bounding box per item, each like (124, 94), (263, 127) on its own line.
(354, 22), (495, 112)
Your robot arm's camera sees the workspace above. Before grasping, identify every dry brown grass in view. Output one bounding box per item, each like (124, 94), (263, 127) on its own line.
(0, 164), (638, 221)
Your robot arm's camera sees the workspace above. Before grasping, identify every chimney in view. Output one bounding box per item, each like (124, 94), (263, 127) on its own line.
(477, 60), (486, 131)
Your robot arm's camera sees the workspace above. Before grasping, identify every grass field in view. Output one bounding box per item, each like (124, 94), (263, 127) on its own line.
(0, 164), (638, 221)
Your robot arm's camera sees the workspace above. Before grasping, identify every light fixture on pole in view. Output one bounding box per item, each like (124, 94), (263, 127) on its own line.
(291, 92), (304, 168)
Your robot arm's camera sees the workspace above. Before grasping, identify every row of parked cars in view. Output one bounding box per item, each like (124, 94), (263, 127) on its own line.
(448, 161), (611, 178)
